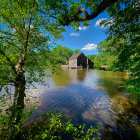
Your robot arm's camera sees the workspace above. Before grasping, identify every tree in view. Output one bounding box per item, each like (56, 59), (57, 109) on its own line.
(41, 0), (118, 26)
(0, 0), (121, 125)
(93, 38), (125, 70)
(87, 55), (96, 61)
(74, 49), (81, 54)
(97, 0), (140, 93)
(51, 44), (73, 65)
(2, 0), (138, 138)
(0, 0), (65, 123)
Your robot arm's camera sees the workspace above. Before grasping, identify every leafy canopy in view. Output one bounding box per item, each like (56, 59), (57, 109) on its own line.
(51, 44), (73, 65)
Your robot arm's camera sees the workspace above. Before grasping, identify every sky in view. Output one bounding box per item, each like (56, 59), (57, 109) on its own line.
(56, 11), (109, 56)
(0, 7), (109, 56)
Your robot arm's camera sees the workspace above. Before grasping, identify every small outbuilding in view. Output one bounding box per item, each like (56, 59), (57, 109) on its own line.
(69, 52), (94, 69)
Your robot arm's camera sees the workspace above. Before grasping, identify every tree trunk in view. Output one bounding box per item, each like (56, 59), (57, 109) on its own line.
(12, 72), (26, 124)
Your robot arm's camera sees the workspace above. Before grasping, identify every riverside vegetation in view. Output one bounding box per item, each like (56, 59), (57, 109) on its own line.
(0, 0), (139, 139)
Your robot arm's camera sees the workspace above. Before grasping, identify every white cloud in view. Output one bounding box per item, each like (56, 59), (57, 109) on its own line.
(78, 26), (88, 31)
(82, 43), (97, 51)
(70, 32), (80, 37)
(12, 25), (34, 32)
(95, 18), (107, 28)
(47, 40), (52, 44)
(25, 24), (34, 29)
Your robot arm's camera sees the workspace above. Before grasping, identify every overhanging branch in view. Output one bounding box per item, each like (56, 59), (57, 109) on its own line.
(41, 0), (118, 26)
(39, 10), (64, 25)
(68, 0), (118, 24)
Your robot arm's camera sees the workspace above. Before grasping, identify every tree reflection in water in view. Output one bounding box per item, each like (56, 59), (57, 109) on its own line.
(23, 70), (140, 140)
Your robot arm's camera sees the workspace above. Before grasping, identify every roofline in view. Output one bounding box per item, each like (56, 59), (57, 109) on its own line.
(69, 52), (83, 59)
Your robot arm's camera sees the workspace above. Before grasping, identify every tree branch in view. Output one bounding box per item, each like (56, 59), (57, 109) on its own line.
(5, 39), (20, 50)
(0, 49), (16, 72)
(24, 0), (36, 51)
(14, 0), (36, 74)
(68, 0), (118, 24)
(0, 36), (16, 40)
(0, 49), (12, 64)
(41, 0), (118, 26)
(39, 10), (64, 25)
(0, 83), (14, 86)
(1, 14), (17, 29)
(0, 29), (16, 37)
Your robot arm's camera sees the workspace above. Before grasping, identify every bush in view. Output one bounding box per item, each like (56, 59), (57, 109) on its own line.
(19, 112), (101, 140)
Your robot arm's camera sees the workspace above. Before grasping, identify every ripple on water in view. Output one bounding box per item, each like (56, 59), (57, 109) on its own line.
(25, 70), (140, 140)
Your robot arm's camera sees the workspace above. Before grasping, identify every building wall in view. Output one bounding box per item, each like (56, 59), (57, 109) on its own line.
(69, 58), (77, 68)
(69, 53), (94, 68)
(88, 59), (94, 68)
(77, 53), (87, 68)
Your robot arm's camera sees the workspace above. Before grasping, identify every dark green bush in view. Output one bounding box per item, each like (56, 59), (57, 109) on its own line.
(20, 112), (101, 140)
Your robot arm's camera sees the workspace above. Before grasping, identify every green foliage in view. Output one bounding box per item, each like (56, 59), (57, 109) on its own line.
(95, 0), (140, 94)
(107, 0), (140, 94)
(20, 111), (101, 140)
(94, 37), (140, 94)
(0, 92), (38, 140)
(1, 0), (139, 139)
(0, 1), (92, 138)
(74, 49), (81, 54)
(50, 44), (73, 65)
(0, 96), (100, 140)
(87, 55), (96, 62)
(43, 0), (90, 27)
(0, 96), (101, 140)
(0, 0), (64, 86)
(93, 38), (123, 70)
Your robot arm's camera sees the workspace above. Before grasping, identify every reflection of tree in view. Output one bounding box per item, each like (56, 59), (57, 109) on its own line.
(53, 70), (72, 86)
(81, 93), (140, 139)
(53, 69), (88, 86)
(95, 71), (127, 96)
(27, 70), (140, 139)
(69, 69), (88, 82)
(101, 95), (140, 140)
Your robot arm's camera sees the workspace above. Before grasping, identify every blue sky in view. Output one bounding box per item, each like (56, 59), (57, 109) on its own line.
(56, 11), (109, 56)
(0, 8), (109, 56)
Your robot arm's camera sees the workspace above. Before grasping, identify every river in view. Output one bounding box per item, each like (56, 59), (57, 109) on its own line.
(25, 69), (140, 140)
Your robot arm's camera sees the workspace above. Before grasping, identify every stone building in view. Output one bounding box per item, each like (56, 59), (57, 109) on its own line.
(69, 52), (94, 69)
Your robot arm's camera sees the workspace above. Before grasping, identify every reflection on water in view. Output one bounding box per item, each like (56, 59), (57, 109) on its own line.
(53, 69), (88, 86)
(26, 69), (140, 140)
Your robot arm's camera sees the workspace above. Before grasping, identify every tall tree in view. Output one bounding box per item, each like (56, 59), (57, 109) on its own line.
(51, 44), (73, 65)
(0, 0), (64, 123)
(96, 0), (140, 93)
(74, 49), (81, 54)
(0, 0), (121, 124)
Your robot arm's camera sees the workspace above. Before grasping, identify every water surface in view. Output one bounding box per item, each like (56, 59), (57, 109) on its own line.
(26, 69), (140, 140)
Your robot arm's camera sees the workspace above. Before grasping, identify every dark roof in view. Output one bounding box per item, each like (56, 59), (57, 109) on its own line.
(69, 52), (82, 60)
